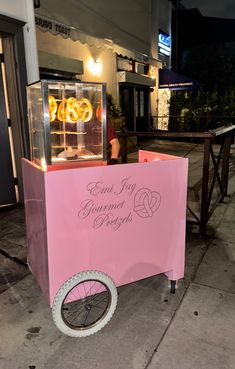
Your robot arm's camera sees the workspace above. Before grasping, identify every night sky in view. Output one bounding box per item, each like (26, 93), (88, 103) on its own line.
(181, 0), (235, 19)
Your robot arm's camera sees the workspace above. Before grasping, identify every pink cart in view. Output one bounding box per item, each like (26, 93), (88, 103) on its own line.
(22, 149), (188, 337)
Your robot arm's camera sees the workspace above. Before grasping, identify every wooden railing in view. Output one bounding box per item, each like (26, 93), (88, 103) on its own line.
(118, 125), (235, 235)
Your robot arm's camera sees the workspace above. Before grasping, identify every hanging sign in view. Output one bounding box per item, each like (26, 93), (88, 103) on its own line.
(158, 31), (171, 57)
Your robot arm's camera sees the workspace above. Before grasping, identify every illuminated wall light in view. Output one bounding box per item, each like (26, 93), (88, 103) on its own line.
(149, 66), (156, 80)
(88, 58), (102, 76)
(150, 71), (156, 80)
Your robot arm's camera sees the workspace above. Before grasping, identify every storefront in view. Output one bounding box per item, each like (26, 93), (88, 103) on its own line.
(34, 1), (162, 132)
(157, 68), (202, 130)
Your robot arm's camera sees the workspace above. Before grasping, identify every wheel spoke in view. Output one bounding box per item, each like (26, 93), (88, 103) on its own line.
(82, 309), (91, 326)
(66, 308), (84, 325)
(83, 280), (99, 298)
(88, 281), (105, 296)
(91, 304), (106, 310)
(91, 295), (109, 307)
(65, 289), (80, 302)
(82, 280), (87, 297)
(74, 285), (83, 300)
(62, 291), (109, 328)
(63, 302), (85, 320)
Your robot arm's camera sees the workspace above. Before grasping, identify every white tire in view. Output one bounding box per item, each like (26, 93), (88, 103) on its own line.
(52, 271), (118, 337)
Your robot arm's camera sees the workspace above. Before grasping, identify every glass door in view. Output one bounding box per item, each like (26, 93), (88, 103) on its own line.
(120, 85), (151, 132)
(119, 85), (135, 131)
(135, 88), (150, 132)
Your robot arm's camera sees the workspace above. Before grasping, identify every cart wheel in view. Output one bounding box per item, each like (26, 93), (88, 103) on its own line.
(52, 271), (118, 337)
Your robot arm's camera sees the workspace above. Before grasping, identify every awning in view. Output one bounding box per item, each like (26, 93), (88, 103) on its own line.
(117, 71), (156, 87)
(35, 13), (161, 66)
(34, 1), (159, 64)
(38, 51), (84, 75)
(159, 69), (201, 90)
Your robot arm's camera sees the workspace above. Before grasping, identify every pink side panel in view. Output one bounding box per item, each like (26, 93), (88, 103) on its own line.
(22, 159), (50, 303)
(44, 156), (188, 306)
(139, 149), (181, 162)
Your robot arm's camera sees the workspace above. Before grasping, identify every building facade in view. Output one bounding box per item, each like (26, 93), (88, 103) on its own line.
(0, 0), (172, 207)
(35, 0), (171, 131)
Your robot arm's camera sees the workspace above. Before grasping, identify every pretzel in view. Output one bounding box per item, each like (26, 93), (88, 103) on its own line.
(96, 106), (102, 121)
(48, 95), (57, 122)
(77, 98), (93, 122)
(65, 97), (80, 123)
(56, 98), (67, 122)
(56, 97), (93, 123)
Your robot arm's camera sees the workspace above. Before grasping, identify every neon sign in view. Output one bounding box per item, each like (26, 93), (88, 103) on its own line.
(158, 32), (171, 57)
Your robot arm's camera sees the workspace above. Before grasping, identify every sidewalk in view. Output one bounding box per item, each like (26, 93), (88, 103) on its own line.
(0, 142), (235, 369)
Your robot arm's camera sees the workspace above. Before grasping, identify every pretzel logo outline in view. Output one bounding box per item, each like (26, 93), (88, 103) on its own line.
(133, 188), (161, 218)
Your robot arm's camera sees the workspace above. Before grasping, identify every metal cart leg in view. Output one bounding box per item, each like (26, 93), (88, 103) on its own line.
(170, 280), (176, 294)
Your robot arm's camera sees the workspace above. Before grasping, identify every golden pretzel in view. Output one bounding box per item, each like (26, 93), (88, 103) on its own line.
(57, 98), (67, 122)
(96, 106), (102, 122)
(57, 97), (79, 123)
(66, 97), (80, 123)
(48, 95), (57, 122)
(56, 97), (93, 123)
(77, 98), (93, 122)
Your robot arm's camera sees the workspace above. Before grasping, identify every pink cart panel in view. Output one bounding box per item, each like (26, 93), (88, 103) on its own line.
(22, 150), (188, 307)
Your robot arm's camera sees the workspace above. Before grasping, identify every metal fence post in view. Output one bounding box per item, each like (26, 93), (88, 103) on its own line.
(221, 133), (232, 199)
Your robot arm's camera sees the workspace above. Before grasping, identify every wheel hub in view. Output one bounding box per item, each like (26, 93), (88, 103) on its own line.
(85, 303), (92, 311)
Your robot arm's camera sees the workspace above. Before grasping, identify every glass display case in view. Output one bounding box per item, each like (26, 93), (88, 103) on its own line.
(27, 80), (107, 168)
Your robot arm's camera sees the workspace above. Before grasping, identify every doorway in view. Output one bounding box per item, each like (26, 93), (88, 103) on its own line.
(119, 84), (151, 131)
(0, 15), (28, 209)
(0, 36), (16, 207)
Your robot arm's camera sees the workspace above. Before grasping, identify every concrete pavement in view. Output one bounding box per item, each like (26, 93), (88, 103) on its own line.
(0, 141), (235, 369)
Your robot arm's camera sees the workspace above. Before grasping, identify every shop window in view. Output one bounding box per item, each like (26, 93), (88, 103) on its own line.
(135, 62), (148, 76)
(117, 56), (149, 76)
(117, 56), (133, 72)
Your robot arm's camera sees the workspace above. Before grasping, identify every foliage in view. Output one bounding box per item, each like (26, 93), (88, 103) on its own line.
(168, 88), (235, 132)
(169, 42), (235, 132)
(106, 93), (122, 118)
